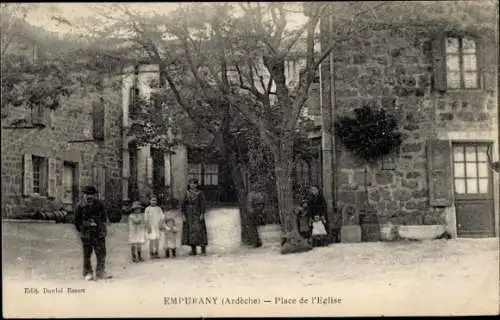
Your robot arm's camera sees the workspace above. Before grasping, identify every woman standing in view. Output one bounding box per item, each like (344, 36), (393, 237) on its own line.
(181, 178), (208, 256)
(305, 185), (329, 244)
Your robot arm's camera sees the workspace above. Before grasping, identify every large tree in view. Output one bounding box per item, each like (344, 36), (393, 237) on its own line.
(68, 1), (496, 253)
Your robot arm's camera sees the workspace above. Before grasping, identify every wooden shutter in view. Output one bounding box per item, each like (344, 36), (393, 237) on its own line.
(427, 139), (453, 207)
(431, 33), (447, 93)
(92, 165), (106, 200)
(480, 37), (497, 93)
(47, 157), (57, 198)
(92, 99), (105, 141)
(31, 105), (51, 127)
(146, 156), (153, 187)
(23, 154), (33, 196)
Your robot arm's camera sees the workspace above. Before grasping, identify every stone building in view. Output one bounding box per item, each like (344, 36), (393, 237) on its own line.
(319, 19), (499, 238)
(1, 32), (123, 217)
(122, 59), (325, 205)
(120, 64), (234, 204)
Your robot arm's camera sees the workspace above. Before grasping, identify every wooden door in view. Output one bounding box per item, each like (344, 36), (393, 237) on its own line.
(452, 143), (496, 237)
(63, 162), (78, 211)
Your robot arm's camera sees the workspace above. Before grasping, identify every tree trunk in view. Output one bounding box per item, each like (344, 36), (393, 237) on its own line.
(228, 153), (261, 246)
(218, 107), (261, 247)
(273, 139), (312, 254)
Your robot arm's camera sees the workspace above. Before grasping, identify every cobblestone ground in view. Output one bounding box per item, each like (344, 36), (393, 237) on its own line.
(3, 208), (499, 317)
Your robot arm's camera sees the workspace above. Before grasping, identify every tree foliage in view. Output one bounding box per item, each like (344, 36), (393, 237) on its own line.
(8, 1), (494, 251)
(128, 90), (181, 152)
(1, 4), (127, 119)
(335, 105), (403, 163)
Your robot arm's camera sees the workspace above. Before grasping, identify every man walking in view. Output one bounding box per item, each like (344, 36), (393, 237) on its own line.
(74, 186), (112, 280)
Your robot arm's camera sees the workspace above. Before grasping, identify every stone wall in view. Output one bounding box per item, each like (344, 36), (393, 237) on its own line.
(1, 82), (123, 217)
(332, 27), (498, 227)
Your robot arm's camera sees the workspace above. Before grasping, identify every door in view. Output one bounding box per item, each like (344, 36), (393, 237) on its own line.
(452, 143), (496, 237)
(151, 148), (166, 203)
(63, 162), (78, 211)
(128, 141), (139, 201)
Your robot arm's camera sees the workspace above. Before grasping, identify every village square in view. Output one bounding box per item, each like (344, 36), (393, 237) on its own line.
(1, 1), (499, 317)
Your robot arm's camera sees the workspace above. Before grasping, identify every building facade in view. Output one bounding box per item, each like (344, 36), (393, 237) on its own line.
(121, 64), (235, 204)
(319, 23), (499, 238)
(1, 73), (123, 217)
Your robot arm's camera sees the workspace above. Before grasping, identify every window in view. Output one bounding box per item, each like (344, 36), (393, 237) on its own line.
(204, 164), (219, 186)
(188, 163), (202, 183)
(92, 98), (105, 141)
(32, 156), (48, 195)
(63, 162), (78, 206)
(295, 159), (310, 187)
(128, 86), (140, 116)
(129, 86), (138, 107)
(188, 163), (219, 186)
(453, 144), (490, 195)
(445, 36), (479, 90)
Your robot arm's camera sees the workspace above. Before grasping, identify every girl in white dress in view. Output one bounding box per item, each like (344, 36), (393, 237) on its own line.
(311, 215), (328, 247)
(145, 196), (164, 259)
(128, 201), (146, 262)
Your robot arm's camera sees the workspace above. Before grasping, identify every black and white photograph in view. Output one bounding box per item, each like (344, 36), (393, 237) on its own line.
(1, 1), (499, 317)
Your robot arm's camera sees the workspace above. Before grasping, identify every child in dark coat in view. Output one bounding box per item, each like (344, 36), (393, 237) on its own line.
(295, 201), (312, 243)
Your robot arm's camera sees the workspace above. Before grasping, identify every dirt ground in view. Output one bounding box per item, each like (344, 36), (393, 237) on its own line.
(2, 208), (499, 317)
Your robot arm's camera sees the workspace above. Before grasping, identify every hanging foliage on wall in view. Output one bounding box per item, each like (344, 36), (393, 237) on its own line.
(335, 105), (403, 163)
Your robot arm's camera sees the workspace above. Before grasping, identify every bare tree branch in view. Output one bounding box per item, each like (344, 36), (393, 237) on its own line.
(163, 72), (216, 135)
(234, 63), (264, 101)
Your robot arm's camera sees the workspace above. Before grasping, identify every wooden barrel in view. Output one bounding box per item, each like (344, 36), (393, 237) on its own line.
(360, 212), (381, 242)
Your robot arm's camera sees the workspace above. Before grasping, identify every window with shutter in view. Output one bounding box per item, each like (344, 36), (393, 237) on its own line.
(23, 154), (33, 196)
(427, 139), (454, 207)
(32, 155), (48, 196)
(31, 105), (51, 127)
(445, 36), (480, 90)
(92, 99), (105, 141)
(47, 157), (57, 198)
(129, 86), (140, 116)
(432, 33), (482, 92)
(431, 33), (447, 93)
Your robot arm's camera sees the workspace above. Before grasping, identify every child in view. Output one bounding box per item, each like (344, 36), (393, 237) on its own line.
(311, 214), (328, 247)
(145, 196), (164, 259)
(163, 217), (178, 258)
(295, 201), (312, 242)
(128, 201), (146, 263)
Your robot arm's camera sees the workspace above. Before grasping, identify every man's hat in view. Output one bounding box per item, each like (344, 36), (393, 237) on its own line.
(82, 186), (98, 195)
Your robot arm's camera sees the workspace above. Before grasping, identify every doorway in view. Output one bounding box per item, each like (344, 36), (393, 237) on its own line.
(63, 162), (78, 211)
(452, 143), (496, 237)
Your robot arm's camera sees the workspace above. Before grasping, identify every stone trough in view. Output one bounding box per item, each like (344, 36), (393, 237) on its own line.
(397, 225), (447, 240)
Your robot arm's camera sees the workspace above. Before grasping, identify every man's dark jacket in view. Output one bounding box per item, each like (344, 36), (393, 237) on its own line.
(74, 200), (108, 239)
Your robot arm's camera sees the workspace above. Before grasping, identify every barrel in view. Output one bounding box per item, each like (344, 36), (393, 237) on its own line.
(360, 211), (381, 242)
